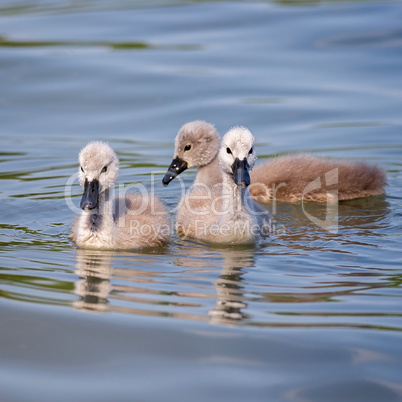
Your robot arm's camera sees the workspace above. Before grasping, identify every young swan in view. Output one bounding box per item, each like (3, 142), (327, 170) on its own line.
(176, 127), (270, 245)
(163, 121), (386, 202)
(70, 142), (171, 250)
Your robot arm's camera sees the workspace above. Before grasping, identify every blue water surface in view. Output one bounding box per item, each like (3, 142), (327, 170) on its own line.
(0, 1), (401, 401)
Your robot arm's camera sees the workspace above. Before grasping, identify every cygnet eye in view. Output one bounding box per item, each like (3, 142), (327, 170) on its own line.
(80, 166), (84, 173)
(248, 147), (253, 155)
(226, 147), (232, 154)
(101, 166), (107, 174)
(184, 144), (191, 151)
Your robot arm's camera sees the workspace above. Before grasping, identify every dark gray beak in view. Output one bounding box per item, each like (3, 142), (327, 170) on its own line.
(80, 179), (100, 210)
(232, 157), (250, 188)
(162, 157), (188, 186)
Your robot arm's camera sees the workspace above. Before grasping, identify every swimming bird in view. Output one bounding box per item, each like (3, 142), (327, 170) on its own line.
(163, 121), (386, 203)
(71, 142), (171, 250)
(176, 126), (271, 245)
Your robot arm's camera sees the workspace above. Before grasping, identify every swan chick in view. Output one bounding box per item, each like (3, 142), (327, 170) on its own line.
(176, 127), (271, 245)
(250, 154), (386, 203)
(71, 142), (171, 250)
(163, 121), (386, 203)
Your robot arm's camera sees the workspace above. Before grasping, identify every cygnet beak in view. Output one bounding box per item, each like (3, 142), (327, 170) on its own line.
(162, 157), (188, 186)
(80, 179), (100, 210)
(232, 157), (250, 188)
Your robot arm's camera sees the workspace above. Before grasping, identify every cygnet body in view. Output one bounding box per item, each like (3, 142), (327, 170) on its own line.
(176, 127), (270, 245)
(71, 142), (170, 250)
(163, 121), (386, 202)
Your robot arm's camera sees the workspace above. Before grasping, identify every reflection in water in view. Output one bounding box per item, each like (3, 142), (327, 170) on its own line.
(73, 249), (176, 315)
(71, 193), (396, 329)
(73, 246), (257, 325)
(0, 35), (200, 51)
(70, 193), (396, 329)
(209, 250), (254, 325)
(270, 196), (391, 254)
(73, 250), (113, 312)
(173, 245), (256, 325)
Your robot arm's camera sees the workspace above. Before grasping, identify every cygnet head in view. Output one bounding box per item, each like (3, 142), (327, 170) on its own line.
(162, 121), (220, 185)
(218, 126), (257, 188)
(78, 141), (119, 211)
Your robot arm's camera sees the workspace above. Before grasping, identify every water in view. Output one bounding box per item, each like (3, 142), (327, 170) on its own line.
(1, 0), (402, 401)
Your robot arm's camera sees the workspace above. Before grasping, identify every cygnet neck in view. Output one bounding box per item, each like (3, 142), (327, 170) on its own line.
(220, 171), (248, 218)
(193, 153), (221, 187)
(84, 186), (114, 232)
